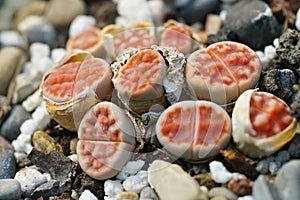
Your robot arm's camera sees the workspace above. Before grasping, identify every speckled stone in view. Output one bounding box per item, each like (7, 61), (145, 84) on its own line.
(276, 29), (300, 76)
(32, 130), (63, 154)
(0, 105), (31, 141)
(275, 160), (300, 200)
(0, 179), (22, 200)
(258, 69), (295, 100)
(291, 91), (300, 121)
(0, 150), (16, 179)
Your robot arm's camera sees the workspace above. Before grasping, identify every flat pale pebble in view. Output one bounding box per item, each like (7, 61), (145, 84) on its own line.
(30, 42), (50, 60)
(51, 48), (67, 63)
(140, 186), (159, 200)
(79, 189), (98, 200)
(208, 187), (237, 200)
(0, 179), (22, 200)
(148, 160), (203, 200)
(14, 168), (48, 195)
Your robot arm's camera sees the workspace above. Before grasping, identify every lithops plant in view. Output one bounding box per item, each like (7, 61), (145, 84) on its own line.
(41, 51), (113, 131)
(102, 22), (156, 56)
(77, 101), (136, 180)
(156, 100), (232, 162)
(158, 19), (203, 55)
(186, 41), (262, 105)
(66, 27), (108, 58)
(232, 89), (297, 158)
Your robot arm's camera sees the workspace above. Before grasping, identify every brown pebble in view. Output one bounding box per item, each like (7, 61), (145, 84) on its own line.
(118, 191), (139, 200)
(227, 178), (253, 196)
(0, 136), (13, 153)
(193, 173), (220, 190)
(32, 130), (63, 154)
(211, 197), (228, 200)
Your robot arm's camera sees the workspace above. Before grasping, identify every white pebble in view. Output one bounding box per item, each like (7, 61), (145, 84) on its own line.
(116, 160), (145, 180)
(219, 10), (227, 21)
(34, 57), (53, 74)
(264, 45), (276, 60)
(69, 15), (96, 37)
(209, 161), (246, 183)
(238, 195), (254, 200)
(148, 0), (165, 25)
(116, 0), (153, 27)
(30, 43), (50, 60)
(71, 189), (79, 200)
(273, 38), (279, 48)
(12, 138), (33, 154)
(14, 152), (27, 162)
(22, 90), (43, 112)
(123, 170), (148, 193)
(14, 168), (48, 195)
(20, 119), (39, 135)
(0, 30), (26, 47)
(32, 104), (51, 129)
(51, 48), (67, 63)
(296, 8), (300, 31)
(104, 180), (123, 198)
(68, 154), (78, 163)
(79, 190), (98, 200)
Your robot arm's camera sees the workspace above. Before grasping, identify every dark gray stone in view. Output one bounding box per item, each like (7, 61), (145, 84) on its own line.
(276, 29), (300, 76)
(257, 69), (295, 101)
(208, 27), (238, 45)
(288, 134), (300, 158)
(222, 0), (282, 50)
(0, 179), (22, 200)
(0, 105), (31, 141)
(179, 0), (220, 24)
(31, 180), (59, 199)
(290, 91), (300, 121)
(24, 23), (57, 47)
(253, 175), (282, 200)
(275, 160), (300, 200)
(0, 150), (16, 179)
(28, 149), (72, 193)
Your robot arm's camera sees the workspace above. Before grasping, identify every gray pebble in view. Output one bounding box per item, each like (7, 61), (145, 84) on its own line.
(291, 91), (300, 121)
(0, 150), (16, 179)
(179, 0), (220, 24)
(222, 0), (282, 50)
(140, 186), (159, 200)
(0, 105), (31, 141)
(253, 175), (281, 200)
(255, 156), (274, 174)
(208, 187), (237, 200)
(24, 23), (57, 47)
(0, 179), (22, 200)
(288, 134), (300, 158)
(275, 159), (300, 200)
(275, 151), (290, 163)
(269, 161), (281, 174)
(31, 180), (59, 199)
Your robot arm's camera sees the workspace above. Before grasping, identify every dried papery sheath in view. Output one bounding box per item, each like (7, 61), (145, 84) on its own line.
(156, 100), (232, 162)
(232, 89), (297, 158)
(111, 45), (186, 115)
(41, 51), (113, 131)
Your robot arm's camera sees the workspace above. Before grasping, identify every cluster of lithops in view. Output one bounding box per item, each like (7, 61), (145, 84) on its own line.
(39, 20), (298, 181)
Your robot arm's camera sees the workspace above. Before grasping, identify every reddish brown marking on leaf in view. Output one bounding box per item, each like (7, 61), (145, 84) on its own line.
(160, 25), (192, 54)
(250, 92), (293, 138)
